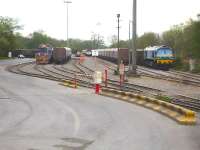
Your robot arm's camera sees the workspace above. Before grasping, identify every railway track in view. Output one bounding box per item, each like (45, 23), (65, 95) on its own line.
(138, 66), (200, 87)
(170, 70), (200, 78)
(7, 61), (200, 112)
(92, 58), (200, 111)
(7, 61), (140, 93)
(71, 61), (143, 93)
(78, 60), (163, 95)
(7, 62), (93, 88)
(95, 57), (200, 87)
(96, 58), (116, 71)
(7, 62), (60, 81)
(171, 95), (200, 112)
(37, 64), (93, 87)
(168, 70), (200, 82)
(72, 61), (93, 76)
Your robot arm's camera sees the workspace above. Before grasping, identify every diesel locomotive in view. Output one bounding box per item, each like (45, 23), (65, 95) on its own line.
(35, 44), (53, 64)
(140, 45), (176, 69)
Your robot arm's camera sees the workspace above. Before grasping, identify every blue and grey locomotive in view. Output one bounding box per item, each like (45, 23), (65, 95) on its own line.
(143, 45), (175, 69)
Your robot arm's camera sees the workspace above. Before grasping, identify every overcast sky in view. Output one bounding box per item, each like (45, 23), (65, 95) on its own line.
(0, 0), (199, 45)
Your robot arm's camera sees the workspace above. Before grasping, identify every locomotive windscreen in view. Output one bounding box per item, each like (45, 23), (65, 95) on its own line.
(38, 48), (47, 53)
(156, 48), (173, 57)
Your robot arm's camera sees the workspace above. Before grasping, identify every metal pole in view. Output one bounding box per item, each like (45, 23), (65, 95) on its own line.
(97, 34), (99, 49)
(131, 0), (137, 74)
(67, 3), (69, 41)
(197, 14), (200, 21)
(64, 1), (72, 46)
(105, 69), (108, 87)
(128, 20), (132, 68)
(117, 14), (120, 71)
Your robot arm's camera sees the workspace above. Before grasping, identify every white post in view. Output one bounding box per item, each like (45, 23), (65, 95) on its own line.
(189, 58), (195, 71)
(8, 52), (12, 58)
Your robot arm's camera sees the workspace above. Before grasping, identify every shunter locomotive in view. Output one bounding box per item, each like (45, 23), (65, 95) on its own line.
(35, 44), (53, 64)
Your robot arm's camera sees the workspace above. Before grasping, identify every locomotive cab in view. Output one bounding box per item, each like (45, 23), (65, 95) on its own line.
(35, 45), (53, 64)
(144, 45), (175, 69)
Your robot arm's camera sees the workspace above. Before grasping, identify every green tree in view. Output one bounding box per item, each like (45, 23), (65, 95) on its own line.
(27, 31), (49, 48)
(162, 25), (184, 57)
(91, 33), (105, 49)
(183, 20), (200, 59)
(15, 33), (31, 49)
(137, 32), (160, 49)
(109, 35), (129, 48)
(0, 16), (20, 56)
(68, 39), (84, 52)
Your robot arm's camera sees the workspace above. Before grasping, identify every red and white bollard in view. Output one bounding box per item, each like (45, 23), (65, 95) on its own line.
(93, 71), (102, 94)
(95, 84), (100, 94)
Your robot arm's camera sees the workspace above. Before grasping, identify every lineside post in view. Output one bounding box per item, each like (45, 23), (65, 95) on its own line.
(117, 14), (120, 71)
(119, 74), (124, 88)
(74, 74), (77, 88)
(119, 61), (125, 88)
(120, 74), (122, 88)
(105, 69), (108, 87)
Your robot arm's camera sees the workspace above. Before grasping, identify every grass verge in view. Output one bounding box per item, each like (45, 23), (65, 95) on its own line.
(155, 94), (172, 103)
(0, 57), (9, 60)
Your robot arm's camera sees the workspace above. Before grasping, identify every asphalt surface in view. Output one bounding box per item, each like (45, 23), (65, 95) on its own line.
(0, 59), (200, 150)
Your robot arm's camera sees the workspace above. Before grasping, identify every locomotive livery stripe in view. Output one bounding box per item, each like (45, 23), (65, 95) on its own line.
(156, 59), (175, 64)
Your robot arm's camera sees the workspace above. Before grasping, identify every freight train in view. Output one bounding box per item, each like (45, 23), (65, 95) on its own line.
(96, 45), (175, 69)
(35, 45), (72, 64)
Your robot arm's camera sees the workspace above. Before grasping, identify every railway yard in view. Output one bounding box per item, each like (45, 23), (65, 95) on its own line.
(1, 57), (200, 150)
(9, 57), (200, 111)
(1, 0), (200, 149)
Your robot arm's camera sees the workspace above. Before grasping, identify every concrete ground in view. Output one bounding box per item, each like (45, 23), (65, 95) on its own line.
(0, 59), (200, 150)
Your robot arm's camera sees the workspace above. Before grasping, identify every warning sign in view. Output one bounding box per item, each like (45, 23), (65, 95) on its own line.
(93, 71), (102, 84)
(92, 50), (98, 56)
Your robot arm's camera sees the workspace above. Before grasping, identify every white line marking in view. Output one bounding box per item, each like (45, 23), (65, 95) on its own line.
(65, 105), (80, 136)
